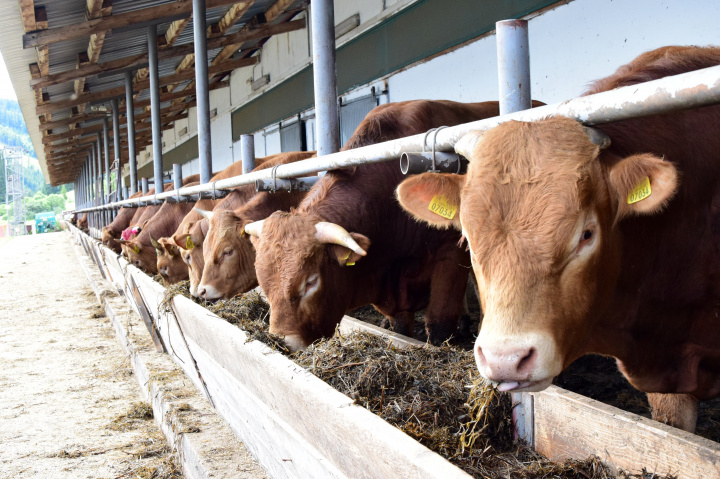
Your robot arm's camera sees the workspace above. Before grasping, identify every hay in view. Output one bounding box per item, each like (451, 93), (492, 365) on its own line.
(108, 401), (154, 432)
(157, 284), (675, 478)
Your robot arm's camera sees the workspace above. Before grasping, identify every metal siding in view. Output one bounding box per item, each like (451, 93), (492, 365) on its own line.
(231, 0), (557, 140)
(339, 94), (378, 147)
(280, 121), (304, 152)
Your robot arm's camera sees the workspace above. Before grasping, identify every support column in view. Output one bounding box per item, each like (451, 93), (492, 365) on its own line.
(141, 178), (149, 195)
(124, 71), (138, 195)
(193, 0), (212, 184)
(496, 20), (531, 115)
(311, 0), (340, 158)
(147, 24), (164, 194)
(497, 18), (532, 441)
(97, 134), (104, 205)
(241, 134), (255, 174)
(173, 164), (183, 191)
(90, 149), (96, 206)
(112, 98), (122, 200)
(103, 117), (111, 202)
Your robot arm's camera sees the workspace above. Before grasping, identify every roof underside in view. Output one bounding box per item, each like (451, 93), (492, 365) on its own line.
(0, 0), (308, 186)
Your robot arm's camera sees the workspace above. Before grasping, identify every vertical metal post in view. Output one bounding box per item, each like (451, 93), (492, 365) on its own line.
(311, 0), (340, 158)
(103, 117), (111, 202)
(124, 186), (129, 200)
(173, 163), (183, 191)
(112, 98), (123, 200)
(147, 24), (164, 194)
(97, 134), (104, 205)
(193, 0), (212, 184)
(141, 178), (149, 195)
(497, 18), (533, 444)
(496, 19), (531, 115)
(124, 71), (138, 195)
(241, 134), (255, 174)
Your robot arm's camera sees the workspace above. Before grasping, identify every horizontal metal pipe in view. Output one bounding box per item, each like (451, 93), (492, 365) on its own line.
(72, 64), (720, 212)
(255, 176), (321, 193)
(399, 152), (466, 175)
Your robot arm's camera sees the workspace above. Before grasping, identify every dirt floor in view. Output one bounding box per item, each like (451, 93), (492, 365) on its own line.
(0, 232), (182, 478)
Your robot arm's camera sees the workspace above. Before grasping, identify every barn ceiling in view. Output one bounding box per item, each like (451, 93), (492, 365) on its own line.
(0, 0), (308, 186)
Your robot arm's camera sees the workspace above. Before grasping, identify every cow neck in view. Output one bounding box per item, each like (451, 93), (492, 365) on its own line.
(298, 161), (403, 243)
(137, 202), (195, 247)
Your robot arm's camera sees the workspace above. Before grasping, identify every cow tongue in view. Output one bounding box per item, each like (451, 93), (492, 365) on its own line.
(496, 382), (520, 392)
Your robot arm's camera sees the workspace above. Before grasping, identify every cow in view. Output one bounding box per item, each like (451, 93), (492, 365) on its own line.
(173, 151), (316, 296)
(77, 213), (88, 230)
(122, 189), (198, 274)
(101, 191), (145, 253)
(395, 46), (720, 432)
(118, 175), (200, 258)
(244, 100), (542, 351)
(154, 155), (274, 284)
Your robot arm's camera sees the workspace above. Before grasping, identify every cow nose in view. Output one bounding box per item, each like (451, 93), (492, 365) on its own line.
(475, 344), (537, 383)
(198, 288), (206, 298)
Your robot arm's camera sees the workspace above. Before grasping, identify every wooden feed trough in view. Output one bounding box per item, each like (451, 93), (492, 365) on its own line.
(67, 224), (720, 478)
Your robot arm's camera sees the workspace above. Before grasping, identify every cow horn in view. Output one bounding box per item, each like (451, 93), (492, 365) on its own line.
(194, 208), (213, 220)
(149, 233), (161, 250)
(454, 130), (486, 160)
(582, 126), (611, 149)
(244, 219), (264, 238)
(314, 222), (367, 256)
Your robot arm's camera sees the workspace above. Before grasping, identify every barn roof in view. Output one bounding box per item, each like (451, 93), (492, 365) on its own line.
(0, 0), (308, 186)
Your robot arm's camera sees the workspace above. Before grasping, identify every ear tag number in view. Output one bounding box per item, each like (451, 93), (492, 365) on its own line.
(185, 236), (195, 250)
(627, 176), (652, 204)
(428, 195), (457, 220)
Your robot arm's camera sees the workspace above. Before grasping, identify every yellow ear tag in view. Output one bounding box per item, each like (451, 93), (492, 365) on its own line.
(132, 245), (140, 254)
(185, 236), (195, 250)
(428, 195), (457, 220)
(344, 250), (355, 266)
(627, 176), (652, 204)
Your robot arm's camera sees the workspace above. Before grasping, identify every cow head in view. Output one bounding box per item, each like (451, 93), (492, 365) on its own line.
(153, 235), (188, 283)
(195, 209), (258, 301)
(101, 227), (122, 253)
(397, 117), (678, 392)
(246, 211), (371, 352)
(120, 237), (157, 273)
(173, 219), (208, 297)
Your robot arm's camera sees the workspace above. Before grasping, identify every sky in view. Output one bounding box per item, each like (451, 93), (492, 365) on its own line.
(0, 53), (18, 101)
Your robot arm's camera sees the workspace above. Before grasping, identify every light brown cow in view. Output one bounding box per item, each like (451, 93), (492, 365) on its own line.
(397, 46), (720, 431)
(155, 156), (277, 284)
(175, 151), (316, 298)
(101, 191), (145, 253)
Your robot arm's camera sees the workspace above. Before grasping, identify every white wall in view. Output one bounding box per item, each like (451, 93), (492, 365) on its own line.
(389, 0), (720, 105)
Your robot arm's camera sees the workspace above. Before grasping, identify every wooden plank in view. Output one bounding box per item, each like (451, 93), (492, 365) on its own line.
(23, 0), (243, 49)
(128, 274), (167, 352)
(168, 294), (471, 479)
(531, 385), (720, 478)
(30, 19), (303, 90)
(19, 0), (37, 33)
(36, 57), (255, 115)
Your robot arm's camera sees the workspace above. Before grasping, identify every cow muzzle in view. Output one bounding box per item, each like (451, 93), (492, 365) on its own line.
(474, 332), (560, 392)
(281, 334), (308, 352)
(197, 283), (223, 301)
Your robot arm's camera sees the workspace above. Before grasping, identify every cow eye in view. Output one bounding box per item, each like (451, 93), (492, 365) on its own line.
(582, 230), (593, 241)
(184, 254), (191, 265)
(223, 249), (233, 257)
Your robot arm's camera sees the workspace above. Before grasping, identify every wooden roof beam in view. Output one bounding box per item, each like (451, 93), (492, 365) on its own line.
(30, 20), (304, 90)
(23, 0), (243, 49)
(36, 58), (252, 115)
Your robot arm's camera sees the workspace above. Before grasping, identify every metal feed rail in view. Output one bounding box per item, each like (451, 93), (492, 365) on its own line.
(73, 63), (720, 213)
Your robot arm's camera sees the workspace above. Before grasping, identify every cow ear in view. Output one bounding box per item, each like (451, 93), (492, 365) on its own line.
(183, 220), (196, 234)
(173, 233), (194, 250)
(608, 153), (679, 221)
(329, 233), (371, 266)
(396, 172), (464, 229)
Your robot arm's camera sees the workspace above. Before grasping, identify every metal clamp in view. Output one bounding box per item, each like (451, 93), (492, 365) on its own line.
(422, 126), (448, 173)
(270, 165), (281, 192)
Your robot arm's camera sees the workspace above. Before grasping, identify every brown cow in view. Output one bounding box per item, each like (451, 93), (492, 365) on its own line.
(122, 189), (198, 274)
(245, 100), (534, 351)
(119, 175), (200, 258)
(101, 191), (145, 253)
(155, 156), (274, 284)
(174, 151), (316, 296)
(397, 46), (720, 432)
